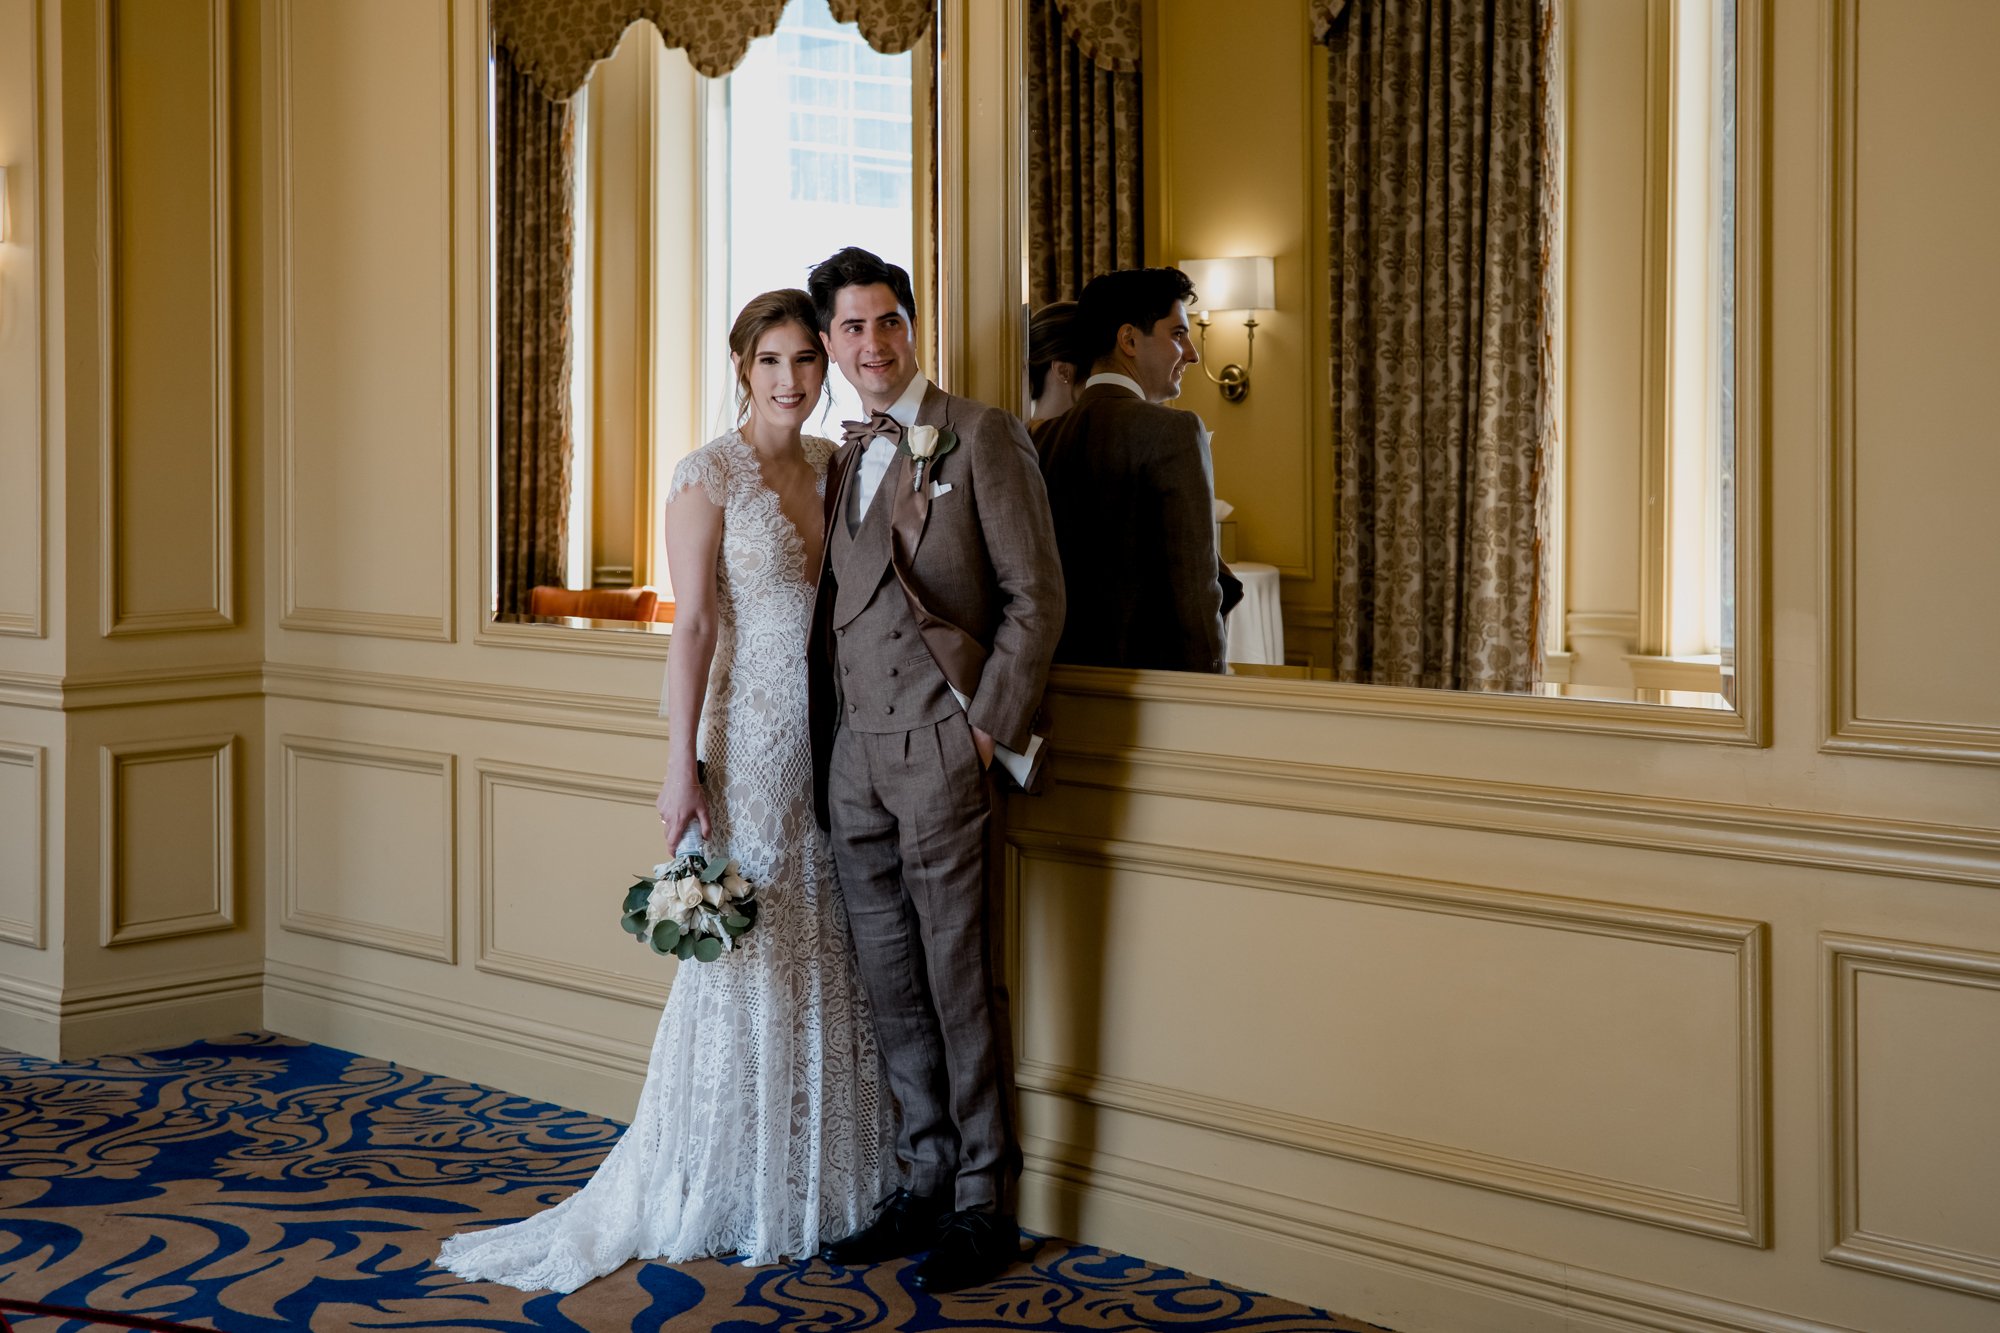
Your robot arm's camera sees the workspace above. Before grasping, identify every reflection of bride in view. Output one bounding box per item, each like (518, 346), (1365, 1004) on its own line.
(438, 290), (892, 1291)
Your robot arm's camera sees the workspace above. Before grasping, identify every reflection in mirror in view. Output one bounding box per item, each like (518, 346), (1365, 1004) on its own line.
(488, 0), (935, 625)
(1023, 0), (1741, 709)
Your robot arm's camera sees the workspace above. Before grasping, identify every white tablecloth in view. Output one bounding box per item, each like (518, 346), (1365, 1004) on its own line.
(1225, 562), (1284, 666)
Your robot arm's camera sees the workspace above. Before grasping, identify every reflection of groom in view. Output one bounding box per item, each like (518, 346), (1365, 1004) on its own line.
(805, 247), (1064, 1292)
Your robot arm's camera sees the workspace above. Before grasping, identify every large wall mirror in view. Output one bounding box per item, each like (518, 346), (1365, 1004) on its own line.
(1021, 0), (1761, 716)
(483, 0), (941, 640)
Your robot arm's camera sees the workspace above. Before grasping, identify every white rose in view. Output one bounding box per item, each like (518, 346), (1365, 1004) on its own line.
(702, 877), (728, 908)
(645, 883), (675, 926)
(675, 877), (705, 911)
(721, 868), (749, 900)
(905, 423), (940, 460)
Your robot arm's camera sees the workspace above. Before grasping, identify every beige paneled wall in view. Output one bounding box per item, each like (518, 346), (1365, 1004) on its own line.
(0, 0), (263, 1059)
(1831, 0), (2000, 760)
(5, 0), (2000, 1331)
(272, 0), (454, 641)
(0, 0), (47, 644)
(102, 0), (234, 636)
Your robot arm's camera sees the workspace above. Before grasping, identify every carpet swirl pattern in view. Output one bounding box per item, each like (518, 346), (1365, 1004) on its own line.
(0, 1034), (1391, 1332)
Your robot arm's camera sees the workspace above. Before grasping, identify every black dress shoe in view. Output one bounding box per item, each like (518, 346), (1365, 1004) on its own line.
(910, 1209), (1020, 1292)
(819, 1188), (948, 1265)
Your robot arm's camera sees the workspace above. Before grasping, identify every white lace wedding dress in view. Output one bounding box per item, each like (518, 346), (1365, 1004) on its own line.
(438, 431), (893, 1291)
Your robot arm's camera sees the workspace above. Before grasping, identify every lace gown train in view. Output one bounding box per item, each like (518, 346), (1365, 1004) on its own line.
(437, 432), (892, 1292)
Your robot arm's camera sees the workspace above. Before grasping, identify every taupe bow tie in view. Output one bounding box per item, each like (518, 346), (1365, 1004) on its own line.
(840, 410), (905, 451)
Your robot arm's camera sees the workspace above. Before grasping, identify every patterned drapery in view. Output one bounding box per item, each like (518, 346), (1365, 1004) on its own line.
(1027, 0), (1142, 309)
(492, 0), (934, 98)
(495, 44), (578, 617)
(1317, 0), (1547, 693)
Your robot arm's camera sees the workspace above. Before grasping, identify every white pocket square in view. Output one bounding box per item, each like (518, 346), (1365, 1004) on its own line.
(929, 481), (954, 499)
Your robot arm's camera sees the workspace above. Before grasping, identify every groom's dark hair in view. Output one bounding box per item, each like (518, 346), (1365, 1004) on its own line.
(1075, 267), (1197, 368)
(807, 247), (920, 333)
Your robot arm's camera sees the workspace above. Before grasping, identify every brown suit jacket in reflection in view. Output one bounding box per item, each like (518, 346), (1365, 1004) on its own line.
(1031, 382), (1227, 673)
(809, 381), (1065, 830)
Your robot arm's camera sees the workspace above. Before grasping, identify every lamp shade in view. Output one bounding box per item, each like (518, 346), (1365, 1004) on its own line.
(1178, 255), (1275, 313)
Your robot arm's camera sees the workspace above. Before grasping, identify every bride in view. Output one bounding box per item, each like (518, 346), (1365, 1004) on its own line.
(438, 289), (893, 1291)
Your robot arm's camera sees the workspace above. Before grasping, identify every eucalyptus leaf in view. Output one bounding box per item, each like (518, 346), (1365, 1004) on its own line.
(675, 936), (696, 961)
(698, 858), (730, 885)
(647, 927), (677, 955)
(652, 920), (681, 950)
(693, 936), (723, 963)
(722, 915), (751, 932)
(623, 884), (651, 913)
(620, 911), (648, 936)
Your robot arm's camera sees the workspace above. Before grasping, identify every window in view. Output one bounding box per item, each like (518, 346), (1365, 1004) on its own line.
(563, 0), (927, 602)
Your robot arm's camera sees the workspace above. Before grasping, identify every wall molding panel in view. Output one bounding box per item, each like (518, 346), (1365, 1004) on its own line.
(266, 0), (456, 643)
(1823, 934), (2000, 1301)
(98, 734), (238, 946)
(57, 963), (263, 1058)
(474, 762), (672, 1005)
(0, 742), (46, 948)
(0, 0), (47, 639)
(1822, 0), (2000, 767)
(1052, 741), (2000, 893)
(96, 0), (235, 637)
(1023, 1139), (1864, 1333)
(279, 736), (456, 962)
(1009, 832), (1770, 1244)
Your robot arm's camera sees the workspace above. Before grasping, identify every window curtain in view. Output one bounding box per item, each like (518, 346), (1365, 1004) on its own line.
(1312, 0), (1549, 693)
(1027, 0), (1142, 307)
(493, 43), (577, 617)
(487, 0), (936, 613)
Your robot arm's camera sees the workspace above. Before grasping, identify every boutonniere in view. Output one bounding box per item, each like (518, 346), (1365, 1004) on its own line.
(904, 424), (959, 492)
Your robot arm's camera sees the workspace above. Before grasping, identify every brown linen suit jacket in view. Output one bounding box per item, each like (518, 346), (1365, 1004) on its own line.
(809, 381), (1065, 829)
(1031, 382), (1227, 673)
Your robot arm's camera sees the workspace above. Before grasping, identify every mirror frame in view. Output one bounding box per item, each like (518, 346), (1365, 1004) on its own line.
(1029, 0), (1769, 746)
(473, 0), (979, 661)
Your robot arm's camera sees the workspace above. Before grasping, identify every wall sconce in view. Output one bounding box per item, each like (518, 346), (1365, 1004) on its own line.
(1178, 255), (1274, 403)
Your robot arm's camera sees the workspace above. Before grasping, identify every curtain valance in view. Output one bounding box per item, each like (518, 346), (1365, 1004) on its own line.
(491, 0), (935, 99)
(1049, 0), (1140, 73)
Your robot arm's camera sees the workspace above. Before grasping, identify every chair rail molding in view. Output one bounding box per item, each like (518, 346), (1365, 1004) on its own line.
(1049, 740), (2000, 893)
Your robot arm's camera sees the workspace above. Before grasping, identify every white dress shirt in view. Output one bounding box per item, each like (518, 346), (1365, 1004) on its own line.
(1083, 371), (1147, 399)
(849, 372), (930, 527)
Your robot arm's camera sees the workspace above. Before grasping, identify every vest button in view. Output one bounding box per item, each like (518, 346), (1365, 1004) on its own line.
(847, 702), (857, 713)
(842, 664), (850, 675)
(888, 630), (901, 639)
(884, 705), (895, 714)
(836, 627), (846, 637)
(887, 666), (898, 677)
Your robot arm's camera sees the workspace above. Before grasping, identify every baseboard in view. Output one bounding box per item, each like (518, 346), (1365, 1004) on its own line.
(57, 965), (265, 1058)
(0, 973), (62, 1057)
(1020, 1140), (1868, 1333)
(261, 958), (651, 1120)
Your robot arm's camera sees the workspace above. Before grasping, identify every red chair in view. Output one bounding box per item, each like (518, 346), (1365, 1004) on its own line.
(528, 586), (660, 623)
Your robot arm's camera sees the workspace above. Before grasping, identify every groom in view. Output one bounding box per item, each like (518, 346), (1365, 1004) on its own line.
(806, 246), (1063, 1292)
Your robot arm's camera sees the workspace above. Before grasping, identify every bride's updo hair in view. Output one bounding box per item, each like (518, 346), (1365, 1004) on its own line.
(730, 288), (826, 424)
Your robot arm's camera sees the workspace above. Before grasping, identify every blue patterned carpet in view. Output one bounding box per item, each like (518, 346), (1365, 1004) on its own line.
(0, 1034), (1392, 1332)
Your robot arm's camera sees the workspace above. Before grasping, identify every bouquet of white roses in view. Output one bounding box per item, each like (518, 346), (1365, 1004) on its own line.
(619, 845), (756, 963)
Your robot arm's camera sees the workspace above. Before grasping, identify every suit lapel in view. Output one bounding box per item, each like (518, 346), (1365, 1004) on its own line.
(889, 384), (950, 564)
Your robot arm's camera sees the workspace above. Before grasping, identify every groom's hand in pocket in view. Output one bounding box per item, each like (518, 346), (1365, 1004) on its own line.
(970, 725), (996, 771)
